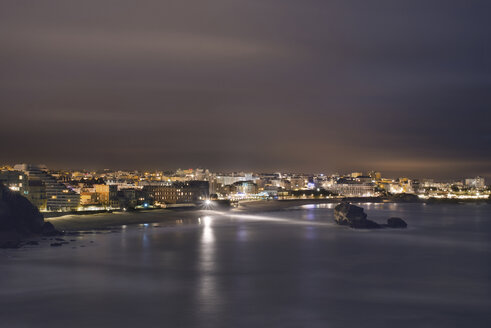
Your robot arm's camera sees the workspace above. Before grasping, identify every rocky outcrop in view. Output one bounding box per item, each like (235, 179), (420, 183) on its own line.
(334, 202), (380, 229)
(0, 184), (61, 248)
(41, 222), (63, 236)
(386, 217), (407, 228)
(334, 202), (409, 229)
(350, 219), (381, 229)
(334, 202), (366, 224)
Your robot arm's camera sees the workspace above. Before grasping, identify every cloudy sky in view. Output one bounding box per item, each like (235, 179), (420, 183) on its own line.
(1, 0), (490, 179)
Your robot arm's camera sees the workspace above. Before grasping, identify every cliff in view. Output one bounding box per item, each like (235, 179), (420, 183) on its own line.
(0, 184), (59, 248)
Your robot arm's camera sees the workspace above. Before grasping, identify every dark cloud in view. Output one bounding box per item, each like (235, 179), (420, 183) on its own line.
(1, 0), (490, 179)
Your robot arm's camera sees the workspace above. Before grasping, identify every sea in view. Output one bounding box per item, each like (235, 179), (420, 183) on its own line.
(1, 203), (490, 328)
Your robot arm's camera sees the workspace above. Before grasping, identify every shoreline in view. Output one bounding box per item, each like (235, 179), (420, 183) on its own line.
(46, 199), (341, 231)
(46, 208), (204, 231)
(46, 198), (490, 232)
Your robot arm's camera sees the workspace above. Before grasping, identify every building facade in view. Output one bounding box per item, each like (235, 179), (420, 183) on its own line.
(143, 181), (209, 205)
(14, 164), (80, 211)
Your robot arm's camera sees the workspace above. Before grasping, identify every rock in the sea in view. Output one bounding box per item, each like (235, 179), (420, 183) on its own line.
(334, 202), (366, 224)
(387, 217), (408, 228)
(350, 219), (381, 229)
(334, 202), (380, 229)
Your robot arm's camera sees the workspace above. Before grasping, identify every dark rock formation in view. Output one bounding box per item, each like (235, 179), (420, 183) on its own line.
(350, 219), (381, 229)
(0, 184), (44, 234)
(334, 202), (366, 224)
(334, 202), (380, 229)
(41, 222), (63, 236)
(334, 202), (409, 230)
(0, 183), (61, 248)
(387, 217), (408, 228)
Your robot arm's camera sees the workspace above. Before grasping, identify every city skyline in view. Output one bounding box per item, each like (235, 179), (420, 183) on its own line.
(2, 162), (487, 214)
(0, 162), (489, 182)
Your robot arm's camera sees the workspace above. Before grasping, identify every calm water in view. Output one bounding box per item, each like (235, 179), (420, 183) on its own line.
(1, 203), (490, 328)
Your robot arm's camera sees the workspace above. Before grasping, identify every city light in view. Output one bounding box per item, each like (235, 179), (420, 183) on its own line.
(1, 164), (488, 213)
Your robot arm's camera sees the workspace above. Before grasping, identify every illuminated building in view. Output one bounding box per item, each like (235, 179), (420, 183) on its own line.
(330, 183), (376, 197)
(0, 170), (27, 194)
(270, 179), (291, 190)
(289, 177), (306, 190)
(94, 184), (119, 208)
(14, 164), (79, 211)
(117, 188), (142, 209)
(143, 181), (209, 205)
(231, 181), (258, 195)
(465, 177), (485, 189)
(80, 190), (98, 206)
(0, 168), (48, 210)
(209, 172), (257, 195)
(369, 171), (382, 181)
(215, 174), (247, 186)
(328, 177), (376, 197)
(26, 180), (47, 211)
(355, 175), (373, 184)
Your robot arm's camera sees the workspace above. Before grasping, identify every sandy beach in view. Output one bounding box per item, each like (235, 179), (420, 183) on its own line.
(46, 200), (343, 231)
(46, 208), (204, 231)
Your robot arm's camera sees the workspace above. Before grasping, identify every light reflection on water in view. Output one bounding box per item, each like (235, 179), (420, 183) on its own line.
(0, 203), (490, 328)
(215, 211), (334, 227)
(236, 225), (248, 242)
(198, 216), (219, 320)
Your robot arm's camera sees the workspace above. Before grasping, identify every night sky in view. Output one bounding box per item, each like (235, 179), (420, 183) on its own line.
(1, 1), (490, 179)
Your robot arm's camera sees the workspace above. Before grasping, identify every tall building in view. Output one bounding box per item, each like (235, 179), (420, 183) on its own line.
(94, 184), (119, 208)
(26, 180), (47, 211)
(0, 170), (27, 194)
(0, 167), (48, 210)
(465, 177), (485, 189)
(14, 164), (80, 211)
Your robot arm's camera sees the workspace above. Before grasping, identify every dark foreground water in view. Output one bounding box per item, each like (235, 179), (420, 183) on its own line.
(1, 203), (490, 328)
